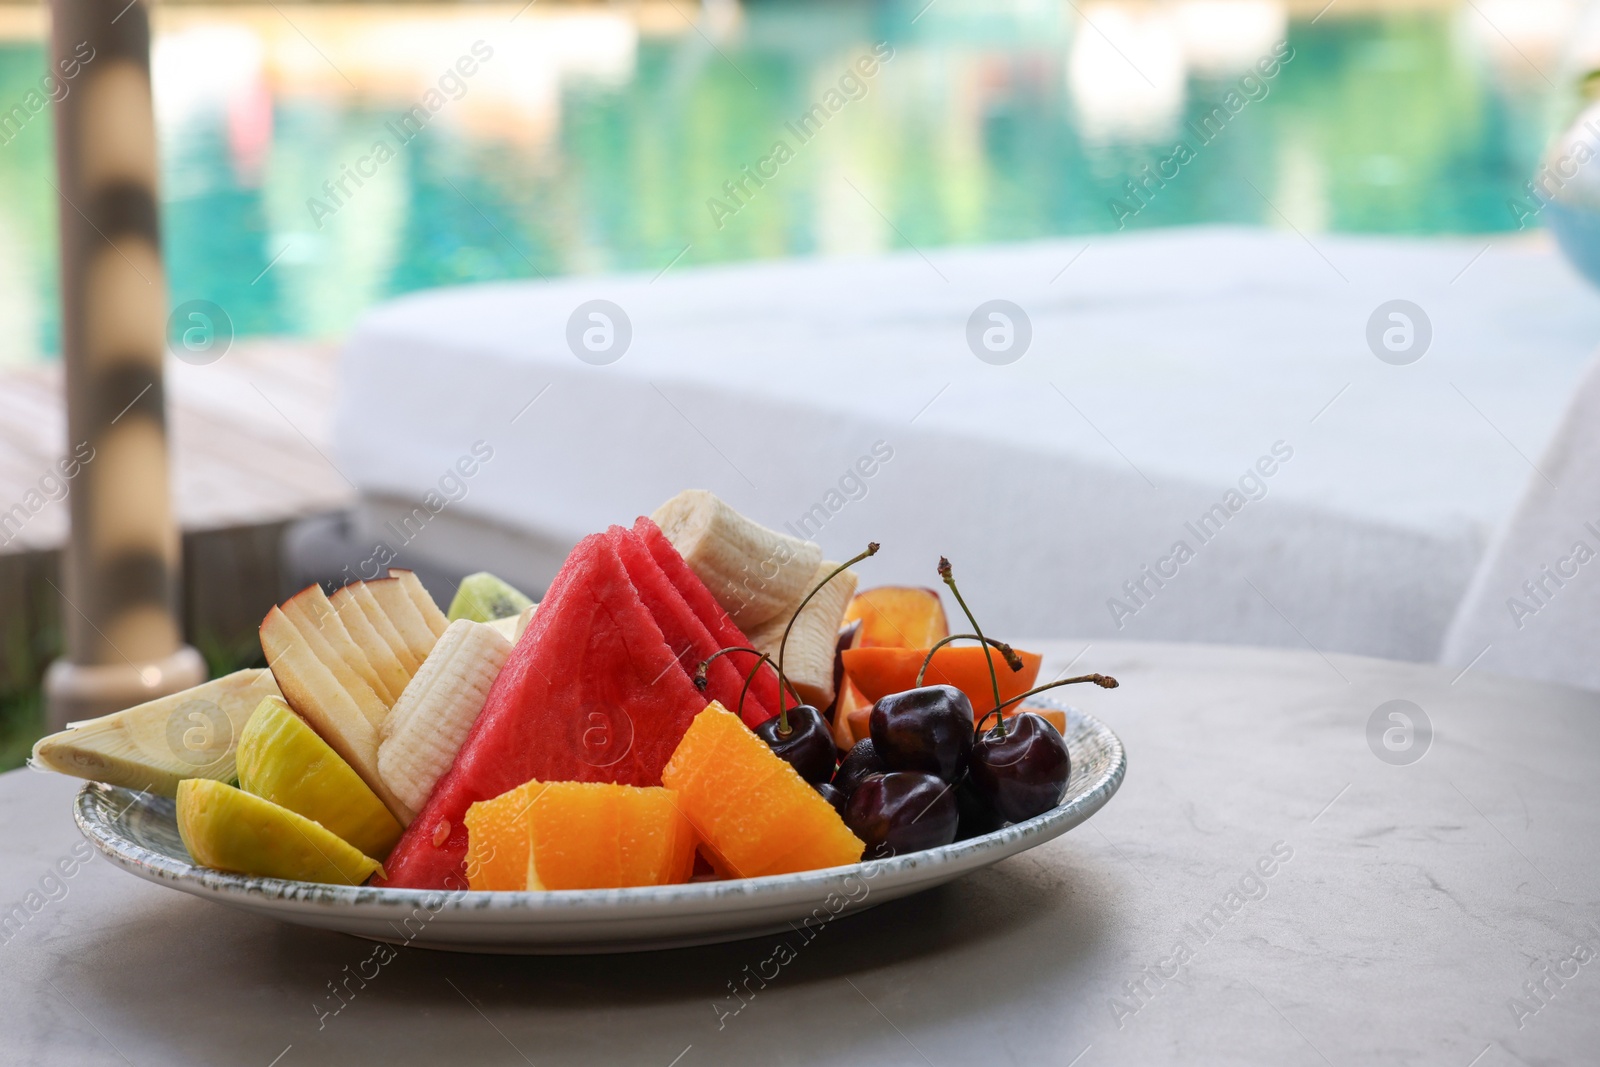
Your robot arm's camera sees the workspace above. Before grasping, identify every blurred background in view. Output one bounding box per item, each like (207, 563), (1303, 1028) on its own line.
(0, 0), (1583, 362)
(5, 0), (1600, 768)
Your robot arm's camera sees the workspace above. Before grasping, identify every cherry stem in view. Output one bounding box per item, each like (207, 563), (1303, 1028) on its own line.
(939, 556), (1005, 738)
(776, 542), (879, 733)
(736, 652), (793, 726)
(695, 646), (804, 720)
(973, 674), (1120, 735)
(914, 634), (1023, 687)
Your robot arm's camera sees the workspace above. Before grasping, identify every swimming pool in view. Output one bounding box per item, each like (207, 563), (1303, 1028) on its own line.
(0, 0), (1583, 365)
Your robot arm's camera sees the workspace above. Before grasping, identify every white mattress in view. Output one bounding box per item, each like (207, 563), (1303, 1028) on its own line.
(333, 226), (1600, 662)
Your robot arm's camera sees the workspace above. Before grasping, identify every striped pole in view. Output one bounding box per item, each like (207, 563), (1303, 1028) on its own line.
(42, 0), (204, 728)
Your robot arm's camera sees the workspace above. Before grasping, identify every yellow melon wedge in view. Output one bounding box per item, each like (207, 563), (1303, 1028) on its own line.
(30, 670), (281, 795)
(177, 778), (382, 886)
(237, 697), (403, 859)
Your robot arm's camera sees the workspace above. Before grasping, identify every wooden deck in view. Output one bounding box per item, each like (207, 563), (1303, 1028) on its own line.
(0, 341), (354, 695)
(1, 341), (351, 551)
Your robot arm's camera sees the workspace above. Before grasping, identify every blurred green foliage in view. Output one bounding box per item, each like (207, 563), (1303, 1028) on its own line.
(0, 6), (1572, 366)
(0, 622), (263, 773)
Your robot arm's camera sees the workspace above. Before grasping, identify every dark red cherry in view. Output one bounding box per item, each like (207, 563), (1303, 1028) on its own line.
(969, 711), (1070, 823)
(868, 684), (974, 783)
(755, 705), (836, 785)
(815, 782), (848, 816)
(832, 738), (887, 797)
(954, 777), (1004, 839)
(844, 771), (958, 858)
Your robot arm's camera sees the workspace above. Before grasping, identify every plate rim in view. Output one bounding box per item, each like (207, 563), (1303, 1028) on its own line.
(73, 701), (1126, 919)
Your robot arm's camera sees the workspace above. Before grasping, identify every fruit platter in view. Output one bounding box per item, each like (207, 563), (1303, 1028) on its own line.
(37, 491), (1126, 953)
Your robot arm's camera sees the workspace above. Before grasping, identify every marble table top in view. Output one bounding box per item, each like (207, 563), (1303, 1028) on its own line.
(3, 640), (1596, 1066)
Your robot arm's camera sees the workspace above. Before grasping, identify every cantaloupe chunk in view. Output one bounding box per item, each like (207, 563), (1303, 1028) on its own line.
(464, 780), (547, 891)
(843, 645), (1043, 720)
(525, 782), (696, 890)
(662, 702), (864, 878)
(843, 586), (949, 648)
(464, 780), (696, 891)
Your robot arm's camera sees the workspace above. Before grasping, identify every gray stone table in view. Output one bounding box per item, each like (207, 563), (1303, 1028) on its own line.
(3, 640), (1597, 1066)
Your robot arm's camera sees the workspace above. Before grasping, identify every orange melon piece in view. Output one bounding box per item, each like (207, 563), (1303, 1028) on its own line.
(843, 645), (1042, 721)
(1026, 706), (1067, 736)
(464, 779), (548, 890)
(832, 679), (869, 751)
(843, 587), (949, 648)
(464, 779), (696, 891)
(525, 782), (697, 890)
(662, 702), (865, 878)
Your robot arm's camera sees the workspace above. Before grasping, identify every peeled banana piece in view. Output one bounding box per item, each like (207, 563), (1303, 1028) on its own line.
(378, 619), (513, 824)
(651, 489), (823, 629)
(746, 560), (859, 709)
(488, 603), (536, 644)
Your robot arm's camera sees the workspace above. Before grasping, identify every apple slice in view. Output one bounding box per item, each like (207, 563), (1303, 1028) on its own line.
(271, 597), (389, 732)
(259, 607), (406, 818)
(280, 584), (397, 706)
(389, 570), (449, 638)
(345, 582), (421, 673)
(328, 584), (413, 701)
(366, 577), (439, 666)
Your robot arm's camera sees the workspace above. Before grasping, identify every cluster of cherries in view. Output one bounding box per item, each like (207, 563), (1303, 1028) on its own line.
(703, 550), (1118, 860)
(793, 685), (1078, 856)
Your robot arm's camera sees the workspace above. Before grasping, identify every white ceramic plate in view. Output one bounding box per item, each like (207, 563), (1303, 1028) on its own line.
(73, 701), (1125, 954)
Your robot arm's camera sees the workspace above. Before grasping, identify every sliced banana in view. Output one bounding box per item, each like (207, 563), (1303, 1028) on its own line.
(487, 603), (537, 644)
(378, 619), (513, 824)
(746, 560), (858, 710)
(651, 489), (822, 629)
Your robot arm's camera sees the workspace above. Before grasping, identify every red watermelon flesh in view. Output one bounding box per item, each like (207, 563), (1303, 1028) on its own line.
(632, 516), (782, 728)
(607, 526), (774, 727)
(380, 532), (709, 890)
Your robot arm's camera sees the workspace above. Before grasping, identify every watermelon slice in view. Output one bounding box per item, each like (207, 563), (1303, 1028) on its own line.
(632, 517), (782, 728)
(381, 533), (710, 890)
(608, 525), (773, 728)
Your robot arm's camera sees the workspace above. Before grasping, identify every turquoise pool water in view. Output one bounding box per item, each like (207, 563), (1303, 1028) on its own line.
(0, 1), (1577, 363)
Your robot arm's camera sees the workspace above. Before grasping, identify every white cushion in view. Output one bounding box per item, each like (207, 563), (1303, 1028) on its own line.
(334, 227), (1600, 662)
(1442, 356), (1600, 689)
